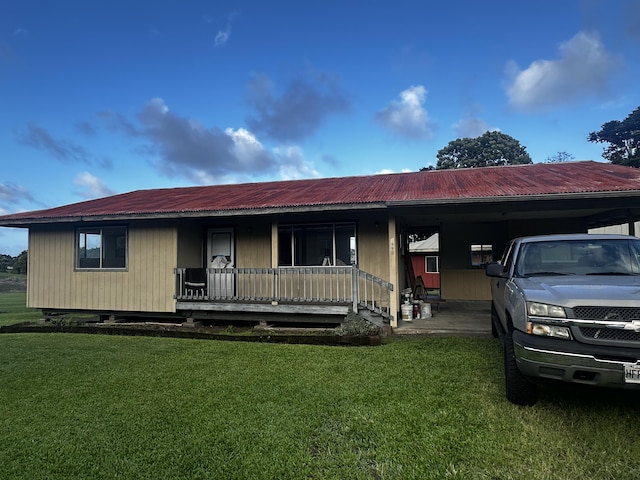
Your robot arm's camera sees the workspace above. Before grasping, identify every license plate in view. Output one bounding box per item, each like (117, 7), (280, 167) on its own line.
(624, 364), (640, 384)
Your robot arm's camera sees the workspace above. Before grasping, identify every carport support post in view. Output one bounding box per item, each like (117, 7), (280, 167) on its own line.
(388, 217), (399, 328)
(271, 222), (280, 304)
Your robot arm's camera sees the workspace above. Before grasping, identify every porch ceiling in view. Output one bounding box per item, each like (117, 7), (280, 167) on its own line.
(395, 194), (640, 230)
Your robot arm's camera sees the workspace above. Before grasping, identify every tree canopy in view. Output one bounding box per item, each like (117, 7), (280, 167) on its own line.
(545, 151), (574, 163)
(0, 251), (27, 274)
(588, 106), (640, 168)
(432, 131), (532, 170)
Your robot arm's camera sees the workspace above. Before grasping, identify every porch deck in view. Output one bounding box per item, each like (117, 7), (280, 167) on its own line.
(393, 301), (493, 337)
(174, 266), (394, 324)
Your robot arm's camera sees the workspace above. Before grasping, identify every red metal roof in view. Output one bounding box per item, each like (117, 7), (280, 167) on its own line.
(2, 161), (640, 225)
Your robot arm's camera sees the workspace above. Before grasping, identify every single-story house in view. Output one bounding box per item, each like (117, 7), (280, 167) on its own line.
(1, 161), (640, 329)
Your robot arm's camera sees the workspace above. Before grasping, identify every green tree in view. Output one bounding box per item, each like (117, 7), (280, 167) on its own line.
(0, 254), (11, 272)
(432, 131), (532, 170)
(12, 250), (28, 274)
(588, 106), (640, 167)
(545, 151), (574, 163)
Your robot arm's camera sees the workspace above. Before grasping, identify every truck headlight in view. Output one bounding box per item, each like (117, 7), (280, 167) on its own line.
(527, 302), (566, 318)
(527, 322), (572, 340)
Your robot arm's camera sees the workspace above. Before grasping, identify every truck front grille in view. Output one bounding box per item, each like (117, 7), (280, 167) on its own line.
(579, 327), (640, 342)
(573, 306), (640, 322)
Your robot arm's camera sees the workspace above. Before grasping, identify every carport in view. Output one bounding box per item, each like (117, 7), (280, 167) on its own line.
(393, 300), (492, 336)
(390, 161), (640, 304)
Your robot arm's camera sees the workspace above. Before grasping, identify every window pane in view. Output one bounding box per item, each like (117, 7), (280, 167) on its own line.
(426, 256), (438, 272)
(335, 224), (356, 265)
(471, 244), (492, 267)
(298, 225), (332, 266)
(77, 230), (101, 268)
(278, 222), (356, 267)
(278, 227), (292, 266)
(85, 233), (101, 258)
(77, 227), (127, 269)
(102, 227), (126, 268)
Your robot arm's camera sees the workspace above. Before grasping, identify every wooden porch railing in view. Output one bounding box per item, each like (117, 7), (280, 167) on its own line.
(174, 266), (394, 319)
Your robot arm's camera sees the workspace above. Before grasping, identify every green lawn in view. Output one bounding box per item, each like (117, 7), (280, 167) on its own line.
(0, 291), (41, 326)
(1, 333), (639, 479)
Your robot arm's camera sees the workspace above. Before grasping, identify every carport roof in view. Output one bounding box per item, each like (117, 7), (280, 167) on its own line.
(2, 161), (640, 226)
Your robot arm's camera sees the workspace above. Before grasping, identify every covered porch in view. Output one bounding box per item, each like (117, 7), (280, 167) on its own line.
(174, 265), (394, 325)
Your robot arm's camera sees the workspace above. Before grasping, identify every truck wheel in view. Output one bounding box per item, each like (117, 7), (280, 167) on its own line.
(503, 331), (537, 405)
(491, 304), (499, 338)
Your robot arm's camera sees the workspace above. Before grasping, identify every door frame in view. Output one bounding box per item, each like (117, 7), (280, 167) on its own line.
(207, 227), (235, 267)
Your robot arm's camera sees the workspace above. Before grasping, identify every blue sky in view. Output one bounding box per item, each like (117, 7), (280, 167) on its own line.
(1, 0), (639, 255)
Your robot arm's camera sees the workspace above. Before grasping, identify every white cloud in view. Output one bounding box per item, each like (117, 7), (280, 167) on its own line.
(214, 11), (238, 47)
(103, 98), (325, 185)
(273, 146), (321, 180)
(124, 98), (277, 183)
(73, 172), (116, 199)
(505, 31), (621, 111)
(215, 30), (229, 46)
(225, 127), (269, 168)
(375, 85), (434, 140)
(374, 168), (412, 174)
(453, 117), (496, 138)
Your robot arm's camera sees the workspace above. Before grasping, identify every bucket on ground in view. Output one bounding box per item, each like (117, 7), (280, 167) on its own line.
(401, 303), (413, 322)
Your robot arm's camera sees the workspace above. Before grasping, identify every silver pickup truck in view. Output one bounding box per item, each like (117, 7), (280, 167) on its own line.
(486, 233), (640, 405)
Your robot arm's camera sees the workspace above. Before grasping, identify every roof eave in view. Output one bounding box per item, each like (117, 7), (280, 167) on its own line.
(386, 190), (640, 207)
(0, 202), (388, 227)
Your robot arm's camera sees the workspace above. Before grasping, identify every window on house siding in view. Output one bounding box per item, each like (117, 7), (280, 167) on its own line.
(471, 244), (493, 268)
(425, 255), (439, 273)
(76, 227), (127, 269)
(278, 223), (356, 266)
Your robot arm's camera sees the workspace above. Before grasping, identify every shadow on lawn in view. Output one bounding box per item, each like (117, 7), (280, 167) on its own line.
(537, 381), (640, 410)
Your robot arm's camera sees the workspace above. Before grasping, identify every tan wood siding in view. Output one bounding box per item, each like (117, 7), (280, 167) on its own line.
(177, 225), (203, 267)
(357, 219), (389, 281)
(28, 228), (74, 309)
(440, 269), (491, 300)
(28, 226), (177, 313)
(236, 222), (271, 268)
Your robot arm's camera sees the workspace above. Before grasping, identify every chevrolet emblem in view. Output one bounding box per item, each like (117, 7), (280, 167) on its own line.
(622, 320), (640, 332)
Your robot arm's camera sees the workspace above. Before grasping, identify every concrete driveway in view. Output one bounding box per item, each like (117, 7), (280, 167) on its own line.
(393, 300), (493, 337)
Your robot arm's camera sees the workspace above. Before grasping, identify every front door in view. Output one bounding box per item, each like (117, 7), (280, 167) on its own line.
(207, 228), (235, 298)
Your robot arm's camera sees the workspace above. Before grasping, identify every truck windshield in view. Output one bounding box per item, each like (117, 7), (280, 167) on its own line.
(515, 239), (640, 277)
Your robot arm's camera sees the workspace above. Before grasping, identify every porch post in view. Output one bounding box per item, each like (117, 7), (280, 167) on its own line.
(388, 217), (399, 328)
(271, 222), (279, 304)
(351, 267), (359, 312)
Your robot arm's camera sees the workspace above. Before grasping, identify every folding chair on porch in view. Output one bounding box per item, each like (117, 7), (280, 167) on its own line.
(184, 268), (207, 298)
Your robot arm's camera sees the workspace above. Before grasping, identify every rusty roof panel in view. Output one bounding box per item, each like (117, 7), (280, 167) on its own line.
(2, 161), (640, 224)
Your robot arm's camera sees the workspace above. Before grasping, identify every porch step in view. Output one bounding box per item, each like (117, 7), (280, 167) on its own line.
(358, 308), (390, 328)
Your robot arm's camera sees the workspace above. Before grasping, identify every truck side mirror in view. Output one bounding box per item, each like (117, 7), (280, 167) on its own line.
(485, 262), (507, 278)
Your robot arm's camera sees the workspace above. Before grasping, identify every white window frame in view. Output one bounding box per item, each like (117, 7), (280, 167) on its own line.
(425, 255), (439, 273)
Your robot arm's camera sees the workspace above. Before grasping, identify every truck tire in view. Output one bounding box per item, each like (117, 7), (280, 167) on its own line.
(503, 331), (538, 405)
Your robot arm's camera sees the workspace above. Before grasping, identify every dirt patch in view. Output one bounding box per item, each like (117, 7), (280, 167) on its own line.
(0, 276), (27, 293)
